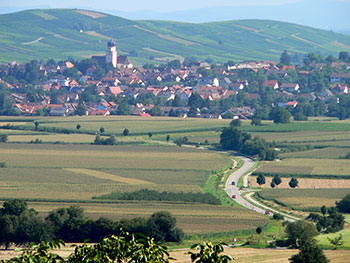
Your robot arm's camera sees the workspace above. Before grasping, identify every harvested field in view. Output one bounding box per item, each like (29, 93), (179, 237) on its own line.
(250, 176), (350, 189)
(173, 248), (350, 263)
(75, 10), (106, 18)
(258, 188), (350, 209)
(0, 247), (347, 262)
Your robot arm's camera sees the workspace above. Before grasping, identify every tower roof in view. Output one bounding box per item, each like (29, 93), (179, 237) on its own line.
(108, 39), (116, 48)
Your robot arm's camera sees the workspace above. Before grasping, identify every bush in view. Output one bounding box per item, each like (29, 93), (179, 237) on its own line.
(0, 162), (6, 168)
(336, 194), (350, 213)
(0, 135), (7, 143)
(273, 213), (284, 221)
(93, 135), (116, 145)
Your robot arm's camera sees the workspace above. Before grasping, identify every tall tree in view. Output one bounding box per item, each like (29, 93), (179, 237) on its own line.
(280, 50), (291, 65)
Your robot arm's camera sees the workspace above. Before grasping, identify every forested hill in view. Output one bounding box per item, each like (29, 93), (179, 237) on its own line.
(0, 9), (350, 65)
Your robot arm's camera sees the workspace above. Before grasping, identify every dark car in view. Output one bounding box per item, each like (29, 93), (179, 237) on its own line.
(231, 181), (235, 185)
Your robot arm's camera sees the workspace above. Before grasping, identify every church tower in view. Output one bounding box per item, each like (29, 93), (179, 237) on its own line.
(106, 39), (117, 68)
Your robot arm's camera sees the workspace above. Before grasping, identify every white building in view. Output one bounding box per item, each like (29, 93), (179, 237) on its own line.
(106, 40), (118, 68)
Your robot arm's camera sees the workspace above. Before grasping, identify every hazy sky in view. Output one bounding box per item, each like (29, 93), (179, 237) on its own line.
(0, 0), (349, 31)
(0, 0), (313, 12)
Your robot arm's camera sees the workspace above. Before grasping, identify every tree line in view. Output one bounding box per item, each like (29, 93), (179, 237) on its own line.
(0, 200), (184, 249)
(93, 189), (221, 205)
(220, 121), (277, 160)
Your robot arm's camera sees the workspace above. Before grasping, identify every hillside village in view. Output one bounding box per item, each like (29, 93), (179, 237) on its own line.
(0, 41), (350, 121)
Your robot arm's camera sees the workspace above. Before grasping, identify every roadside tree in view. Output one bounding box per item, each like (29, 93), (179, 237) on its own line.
(256, 175), (266, 187)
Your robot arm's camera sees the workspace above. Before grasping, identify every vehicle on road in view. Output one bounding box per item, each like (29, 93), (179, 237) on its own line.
(265, 210), (271, 215)
(231, 181), (235, 185)
(232, 195), (237, 199)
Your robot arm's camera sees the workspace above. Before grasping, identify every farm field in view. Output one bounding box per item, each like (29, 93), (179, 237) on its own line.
(0, 116), (230, 135)
(1, 247), (349, 262)
(172, 248), (350, 263)
(256, 158), (350, 176)
(0, 143), (230, 201)
(15, 201), (268, 234)
(250, 176), (350, 189)
(280, 147), (350, 159)
(257, 188), (350, 209)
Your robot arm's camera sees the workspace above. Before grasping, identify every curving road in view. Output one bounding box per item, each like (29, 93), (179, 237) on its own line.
(224, 156), (297, 222)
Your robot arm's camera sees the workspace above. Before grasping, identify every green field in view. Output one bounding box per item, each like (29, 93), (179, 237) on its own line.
(20, 201), (268, 234)
(257, 158), (350, 177)
(258, 189), (350, 210)
(280, 147), (350, 159)
(1, 9), (350, 64)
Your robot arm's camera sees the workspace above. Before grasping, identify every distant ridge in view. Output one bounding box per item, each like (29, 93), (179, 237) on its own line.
(0, 8), (349, 65)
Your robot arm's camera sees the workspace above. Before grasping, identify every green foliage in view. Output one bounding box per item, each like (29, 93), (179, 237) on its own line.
(76, 124), (81, 130)
(272, 174), (282, 186)
(2, 240), (65, 263)
(285, 220), (318, 248)
(289, 178), (298, 188)
(273, 213), (284, 221)
(327, 234), (345, 250)
(289, 239), (329, 263)
(93, 135), (116, 145)
(123, 128), (129, 136)
(230, 119), (241, 127)
(271, 107), (291, 124)
(188, 242), (233, 263)
(256, 227), (262, 235)
(99, 127), (104, 134)
(280, 50), (291, 65)
(75, 104), (87, 116)
(251, 118), (262, 126)
(336, 194), (350, 213)
(256, 174), (265, 186)
(2, 200), (28, 216)
(174, 136), (188, 147)
(166, 134), (170, 143)
(93, 189), (221, 205)
(0, 134), (7, 142)
(146, 211), (184, 243)
(220, 127), (277, 160)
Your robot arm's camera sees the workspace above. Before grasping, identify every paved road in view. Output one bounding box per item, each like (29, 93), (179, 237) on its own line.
(225, 156), (267, 214)
(224, 156), (297, 222)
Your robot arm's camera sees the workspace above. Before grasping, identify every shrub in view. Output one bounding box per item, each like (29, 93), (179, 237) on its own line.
(0, 135), (8, 143)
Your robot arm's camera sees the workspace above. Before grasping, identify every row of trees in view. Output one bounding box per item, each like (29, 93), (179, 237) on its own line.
(256, 174), (298, 188)
(220, 125), (277, 160)
(0, 200), (184, 249)
(93, 189), (221, 205)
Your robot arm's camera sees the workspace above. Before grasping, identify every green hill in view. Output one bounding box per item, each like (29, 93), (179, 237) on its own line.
(0, 9), (350, 65)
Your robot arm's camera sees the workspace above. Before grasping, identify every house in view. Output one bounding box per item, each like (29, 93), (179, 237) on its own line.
(89, 109), (110, 116)
(282, 65), (296, 71)
(264, 80), (279, 90)
(330, 73), (350, 83)
(49, 106), (69, 116)
(286, 101), (298, 108)
(331, 84), (349, 94)
(117, 55), (133, 69)
(199, 77), (219, 87)
(230, 82), (244, 92)
(280, 83), (300, 93)
(107, 86), (122, 96)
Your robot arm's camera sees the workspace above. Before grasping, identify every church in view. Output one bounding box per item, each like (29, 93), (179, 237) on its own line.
(92, 40), (133, 69)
